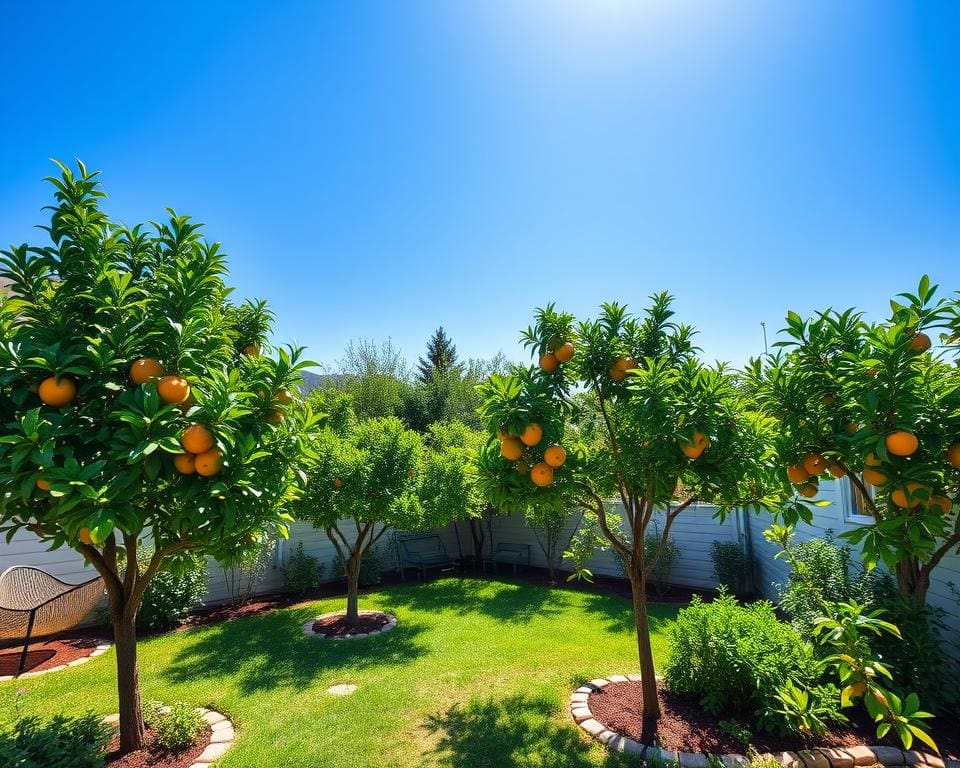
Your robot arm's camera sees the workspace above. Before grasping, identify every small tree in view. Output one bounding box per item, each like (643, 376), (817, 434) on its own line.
(293, 416), (424, 624)
(417, 326), (460, 384)
(747, 276), (960, 604)
(475, 296), (782, 717)
(0, 162), (320, 752)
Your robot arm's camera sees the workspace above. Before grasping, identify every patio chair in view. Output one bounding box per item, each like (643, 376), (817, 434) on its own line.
(0, 566), (104, 675)
(482, 543), (531, 576)
(396, 535), (458, 582)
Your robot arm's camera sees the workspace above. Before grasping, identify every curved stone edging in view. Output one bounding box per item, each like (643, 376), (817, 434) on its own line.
(302, 610), (397, 640)
(102, 706), (235, 766)
(570, 675), (955, 768)
(0, 640), (112, 682)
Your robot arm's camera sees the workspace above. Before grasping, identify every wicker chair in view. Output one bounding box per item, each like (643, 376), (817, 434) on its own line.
(0, 566), (104, 675)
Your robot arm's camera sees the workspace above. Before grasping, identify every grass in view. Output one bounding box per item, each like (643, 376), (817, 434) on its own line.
(0, 577), (679, 768)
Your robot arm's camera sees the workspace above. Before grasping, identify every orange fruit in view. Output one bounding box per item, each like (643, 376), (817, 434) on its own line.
(36, 478), (50, 491)
(194, 449), (222, 477)
(38, 376), (77, 407)
(500, 438), (523, 461)
(797, 483), (819, 499)
(540, 353), (559, 373)
(544, 444), (566, 468)
(521, 423), (543, 447)
(181, 424), (214, 454)
(828, 463), (845, 478)
(947, 442), (960, 469)
(928, 495), (951, 514)
(614, 357), (630, 371)
(786, 465), (810, 484)
(267, 410), (285, 424)
(909, 332), (931, 352)
(174, 453), (196, 474)
(276, 389), (295, 404)
(865, 452), (883, 466)
(862, 468), (887, 486)
(821, 394), (837, 407)
(244, 343), (261, 357)
(803, 453), (826, 476)
(681, 432), (710, 459)
(609, 366), (627, 382)
(886, 431), (919, 457)
(157, 375), (190, 404)
(334, 479), (343, 489)
(554, 342), (575, 363)
(78, 527), (94, 545)
(530, 462), (554, 487)
(130, 358), (165, 385)
(847, 681), (867, 698)
(845, 422), (860, 435)
(891, 482), (924, 508)
(497, 428), (510, 441)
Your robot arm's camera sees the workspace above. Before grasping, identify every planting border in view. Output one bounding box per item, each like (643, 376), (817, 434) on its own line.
(569, 676), (956, 768)
(302, 610), (397, 640)
(102, 706), (235, 767)
(0, 640), (111, 682)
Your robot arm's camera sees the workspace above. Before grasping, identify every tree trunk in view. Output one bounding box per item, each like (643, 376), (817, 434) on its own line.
(112, 612), (145, 753)
(629, 571), (660, 718)
(345, 556), (361, 625)
(895, 557), (928, 604)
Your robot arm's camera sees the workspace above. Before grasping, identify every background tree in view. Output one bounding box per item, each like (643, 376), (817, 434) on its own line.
(416, 326), (460, 384)
(475, 296), (782, 718)
(0, 162), (321, 753)
(330, 338), (412, 420)
(747, 276), (960, 605)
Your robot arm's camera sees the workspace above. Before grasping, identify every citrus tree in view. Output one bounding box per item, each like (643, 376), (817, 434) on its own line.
(475, 296), (783, 717)
(293, 415), (424, 624)
(0, 162), (322, 753)
(746, 276), (960, 605)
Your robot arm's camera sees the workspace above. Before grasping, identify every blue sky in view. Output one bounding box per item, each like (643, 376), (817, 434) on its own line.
(2, 1), (958, 372)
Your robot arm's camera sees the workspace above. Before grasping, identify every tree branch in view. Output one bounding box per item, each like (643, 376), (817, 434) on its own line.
(579, 483), (632, 562)
(644, 497), (694, 577)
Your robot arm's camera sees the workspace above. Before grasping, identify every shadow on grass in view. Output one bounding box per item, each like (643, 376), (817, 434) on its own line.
(578, 590), (680, 637)
(425, 692), (630, 768)
(162, 606), (427, 695)
(385, 577), (567, 625)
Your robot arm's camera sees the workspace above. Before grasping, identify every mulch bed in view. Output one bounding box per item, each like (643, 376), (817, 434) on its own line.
(587, 681), (960, 759)
(312, 611), (390, 637)
(104, 725), (212, 768)
(0, 633), (105, 675)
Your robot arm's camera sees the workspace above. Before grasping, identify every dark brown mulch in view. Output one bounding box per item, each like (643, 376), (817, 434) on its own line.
(0, 634), (106, 675)
(104, 725), (212, 768)
(312, 612), (390, 637)
(587, 681), (959, 759)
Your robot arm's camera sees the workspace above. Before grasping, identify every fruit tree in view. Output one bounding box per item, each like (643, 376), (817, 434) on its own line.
(0, 162), (321, 753)
(747, 276), (960, 604)
(475, 296), (783, 717)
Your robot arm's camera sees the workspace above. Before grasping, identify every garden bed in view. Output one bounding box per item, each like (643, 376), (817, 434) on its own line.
(104, 725), (212, 768)
(0, 634), (111, 678)
(304, 610), (397, 639)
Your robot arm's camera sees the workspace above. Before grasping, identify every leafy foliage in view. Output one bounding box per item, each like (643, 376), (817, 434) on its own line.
(335, 545), (384, 586)
(143, 701), (205, 752)
(0, 710), (110, 768)
(137, 551), (207, 629)
(416, 326), (460, 384)
(710, 540), (753, 596)
(281, 542), (325, 595)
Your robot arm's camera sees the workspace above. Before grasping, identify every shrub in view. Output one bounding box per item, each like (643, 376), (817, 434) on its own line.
(143, 701), (205, 752)
(221, 537), (275, 605)
(137, 552), (207, 630)
(335, 545), (383, 587)
(282, 543), (325, 595)
(0, 711), (110, 768)
(710, 540), (752, 596)
(664, 592), (837, 734)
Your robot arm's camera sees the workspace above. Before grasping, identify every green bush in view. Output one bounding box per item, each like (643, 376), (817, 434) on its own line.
(0, 711), (110, 768)
(143, 701), (205, 752)
(664, 592), (838, 734)
(282, 543), (325, 595)
(710, 540), (753, 596)
(335, 546), (383, 587)
(137, 552), (208, 630)
(643, 526), (680, 596)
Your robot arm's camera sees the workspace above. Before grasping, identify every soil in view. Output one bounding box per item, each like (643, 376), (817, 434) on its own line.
(312, 611), (391, 637)
(586, 681), (959, 759)
(104, 725), (212, 768)
(0, 630), (107, 675)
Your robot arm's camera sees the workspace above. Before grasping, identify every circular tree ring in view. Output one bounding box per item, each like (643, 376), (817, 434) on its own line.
(303, 610), (397, 640)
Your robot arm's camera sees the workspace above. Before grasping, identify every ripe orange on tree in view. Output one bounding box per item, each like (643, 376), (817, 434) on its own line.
(38, 376), (76, 407)
(680, 432), (710, 459)
(180, 424), (214, 454)
(36, 478), (50, 491)
(521, 423), (543, 447)
(909, 332), (931, 352)
(544, 444), (566, 468)
(267, 410), (285, 424)
(828, 463), (845, 478)
(78, 527), (94, 545)
(530, 462), (554, 487)
(786, 465), (810, 484)
(862, 467), (887, 486)
(609, 365), (627, 382)
(500, 437), (523, 461)
(157, 375), (190, 404)
(554, 342), (575, 363)
(802, 452), (826, 476)
(891, 482), (925, 509)
(928, 495), (951, 514)
(947, 442), (960, 469)
(173, 454), (196, 474)
(540, 352), (559, 373)
(276, 389), (295, 404)
(129, 358), (165, 385)
(797, 482), (819, 499)
(243, 343), (261, 357)
(333, 478), (343, 489)
(885, 430), (919, 457)
(194, 449), (222, 477)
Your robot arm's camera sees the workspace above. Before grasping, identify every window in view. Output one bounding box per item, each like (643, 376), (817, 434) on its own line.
(841, 475), (875, 525)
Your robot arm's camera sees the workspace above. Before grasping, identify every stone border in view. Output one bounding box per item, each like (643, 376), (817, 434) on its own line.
(0, 640), (111, 682)
(569, 676), (956, 768)
(102, 706), (235, 767)
(302, 610), (397, 640)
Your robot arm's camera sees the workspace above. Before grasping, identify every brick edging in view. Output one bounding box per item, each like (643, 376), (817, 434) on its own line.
(0, 640), (112, 682)
(302, 610), (397, 640)
(569, 676), (954, 768)
(102, 706), (235, 766)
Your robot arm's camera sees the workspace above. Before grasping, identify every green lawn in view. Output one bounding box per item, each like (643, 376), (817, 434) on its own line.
(2, 577), (679, 768)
